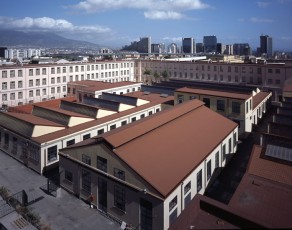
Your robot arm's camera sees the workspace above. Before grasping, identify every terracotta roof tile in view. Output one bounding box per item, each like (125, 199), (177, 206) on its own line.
(176, 87), (251, 100)
(102, 99), (238, 197)
(252, 91), (271, 109)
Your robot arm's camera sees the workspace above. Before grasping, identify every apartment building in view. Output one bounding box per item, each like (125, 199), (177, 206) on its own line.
(0, 60), (135, 107)
(174, 87), (271, 136)
(59, 99), (238, 230)
(136, 60), (292, 101)
(0, 92), (172, 174)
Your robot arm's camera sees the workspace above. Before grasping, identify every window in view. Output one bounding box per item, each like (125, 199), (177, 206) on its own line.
(222, 144), (226, 161)
(57, 77), (61, 83)
(29, 90), (33, 97)
(51, 78), (55, 84)
(140, 114), (145, 119)
(215, 151), (219, 168)
(275, 69), (280, 74)
(232, 102), (240, 114)
(97, 156), (107, 172)
(42, 89), (46, 95)
(65, 170), (73, 183)
(2, 94), (7, 101)
(110, 124), (116, 130)
(66, 139), (75, 146)
(42, 78), (46, 85)
(36, 90), (40, 96)
(29, 80), (33, 87)
(51, 68), (55, 74)
(2, 71), (7, 78)
(131, 117), (136, 122)
(229, 138), (232, 154)
(177, 94), (184, 104)
(148, 111), (153, 116)
(18, 92), (23, 99)
(82, 154), (91, 165)
(268, 69), (272, 73)
(36, 79), (40, 86)
(97, 129), (104, 135)
(114, 168), (125, 181)
(81, 169), (91, 193)
(203, 98), (210, 108)
(114, 185), (126, 212)
(29, 69), (33, 76)
(36, 69), (40, 75)
(12, 137), (17, 153)
(140, 199), (153, 230)
(63, 67), (66, 73)
(217, 100), (225, 111)
(233, 132), (237, 148)
(169, 209), (177, 226)
(189, 95), (196, 100)
(2, 82), (7, 90)
(169, 196), (177, 211)
(10, 93), (15, 100)
(197, 170), (202, 192)
(121, 121), (127, 126)
(10, 81), (15, 89)
(83, 134), (90, 140)
(47, 145), (57, 162)
(57, 67), (61, 74)
(184, 181), (191, 195)
(207, 160), (212, 180)
(42, 68), (46, 75)
(18, 70), (23, 77)
(18, 81), (23, 88)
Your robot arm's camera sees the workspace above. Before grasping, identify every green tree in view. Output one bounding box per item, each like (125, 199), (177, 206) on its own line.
(153, 71), (160, 82)
(161, 70), (169, 80)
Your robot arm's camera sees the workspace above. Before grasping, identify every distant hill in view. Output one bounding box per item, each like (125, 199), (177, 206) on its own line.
(0, 30), (100, 49)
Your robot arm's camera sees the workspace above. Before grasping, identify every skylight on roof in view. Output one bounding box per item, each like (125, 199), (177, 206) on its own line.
(265, 144), (292, 162)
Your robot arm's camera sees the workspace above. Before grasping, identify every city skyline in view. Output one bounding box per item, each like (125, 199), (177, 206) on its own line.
(0, 0), (292, 51)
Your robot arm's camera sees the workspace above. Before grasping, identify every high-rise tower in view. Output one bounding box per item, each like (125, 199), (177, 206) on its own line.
(260, 35), (273, 58)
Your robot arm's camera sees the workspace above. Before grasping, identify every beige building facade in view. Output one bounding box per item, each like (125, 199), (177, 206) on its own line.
(0, 60), (136, 107)
(135, 60), (292, 101)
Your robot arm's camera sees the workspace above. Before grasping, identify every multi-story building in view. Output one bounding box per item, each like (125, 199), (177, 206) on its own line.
(203, 36), (217, 53)
(182, 38), (195, 54)
(233, 43), (251, 56)
(174, 87), (271, 136)
(167, 43), (178, 54)
(0, 91), (173, 174)
(59, 99), (239, 230)
(0, 60), (136, 107)
(260, 35), (273, 58)
(136, 60), (292, 101)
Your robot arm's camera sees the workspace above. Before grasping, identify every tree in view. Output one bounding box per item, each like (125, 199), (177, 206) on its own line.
(161, 70), (169, 81)
(153, 71), (160, 82)
(143, 69), (151, 84)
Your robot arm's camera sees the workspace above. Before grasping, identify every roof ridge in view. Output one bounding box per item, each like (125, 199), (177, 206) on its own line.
(105, 100), (204, 148)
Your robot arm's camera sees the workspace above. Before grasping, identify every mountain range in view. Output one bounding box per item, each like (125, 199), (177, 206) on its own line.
(0, 30), (100, 49)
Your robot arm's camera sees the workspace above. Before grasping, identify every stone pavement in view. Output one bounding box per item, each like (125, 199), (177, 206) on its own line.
(0, 151), (120, 230)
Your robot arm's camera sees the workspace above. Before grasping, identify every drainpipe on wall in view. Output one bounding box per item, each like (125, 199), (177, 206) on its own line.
(181, 182), (183, 213)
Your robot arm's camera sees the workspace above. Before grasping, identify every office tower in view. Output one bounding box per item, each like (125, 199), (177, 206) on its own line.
(203, 35), (217, 53)
(151, 43), (165, 54)
(167, 43), (178, 54)
(260, 35), (273, 58)
(233, 43), (251, 56)
(182, 38), (195, 54)
(225, 44), (234, 55)
(0, 47), (7, 58)
(196, 43), (204, 53)
(137, 37), (151, 53)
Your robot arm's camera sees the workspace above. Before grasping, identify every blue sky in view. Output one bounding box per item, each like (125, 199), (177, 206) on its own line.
(0, 0), (292, 51)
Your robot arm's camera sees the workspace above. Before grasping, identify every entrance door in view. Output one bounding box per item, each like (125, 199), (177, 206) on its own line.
(98, 177), (107, 212)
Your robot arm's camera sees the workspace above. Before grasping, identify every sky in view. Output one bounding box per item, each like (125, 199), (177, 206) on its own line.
(0, 0), (292, 51)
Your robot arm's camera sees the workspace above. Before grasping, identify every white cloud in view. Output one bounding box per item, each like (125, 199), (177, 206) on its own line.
(69, 0), (209, 19)
(256, 1), (270, 8)
(250, 17), (274, 23)
(0, 16), (111, 33)
(162, 37), (183, 42)
(144, 11), (184, 20)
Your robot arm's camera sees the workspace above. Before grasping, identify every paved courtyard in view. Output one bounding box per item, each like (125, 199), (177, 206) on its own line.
(0, 151), (120, 230)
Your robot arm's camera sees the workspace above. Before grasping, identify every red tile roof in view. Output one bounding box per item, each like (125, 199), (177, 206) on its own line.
(68, 81), (140, 93)
(229, 173), (292, 228)
(247, 144), (292, 186)
(176, 87), (252, 100)
(101, 99), (238, 197)
(252, 91), (271, 109)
